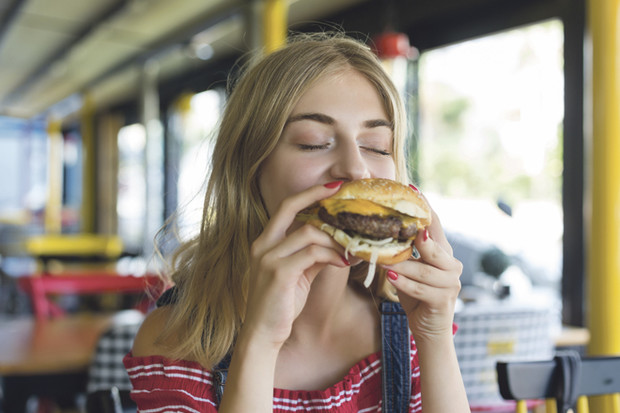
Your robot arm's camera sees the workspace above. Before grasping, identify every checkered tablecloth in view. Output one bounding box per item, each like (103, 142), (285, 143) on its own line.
(87, 316), (143, 393)
(454, 303), (557, 408)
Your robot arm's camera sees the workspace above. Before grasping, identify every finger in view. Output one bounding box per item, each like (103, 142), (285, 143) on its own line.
(266, 243), (350, 284)
(256, 182), (343, 252)
(412, 228), (461, 272)
(387, 271), (444, 304)
(265, 224), (346, 262)
(427, 209), (453, 256)
(384, 260), (455, 288)
(386, 269), (461, 309)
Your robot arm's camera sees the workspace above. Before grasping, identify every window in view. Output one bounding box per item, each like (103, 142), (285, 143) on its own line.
(167, 89), (223, 242)
(416, 20), (564, 301)
(0, 116), (47, 224)
(117, 123), (147, 253)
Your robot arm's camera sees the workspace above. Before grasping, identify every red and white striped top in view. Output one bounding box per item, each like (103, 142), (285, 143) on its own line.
(123, 337), (422, 412)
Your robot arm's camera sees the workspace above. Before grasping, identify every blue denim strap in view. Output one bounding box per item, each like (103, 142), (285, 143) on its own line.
(381, 300), (412, 413)
(214, 303), (412, 411)
(213, 353), (230, 406)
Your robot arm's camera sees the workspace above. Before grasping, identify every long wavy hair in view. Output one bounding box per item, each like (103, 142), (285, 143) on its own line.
(158, 32), (410, 367)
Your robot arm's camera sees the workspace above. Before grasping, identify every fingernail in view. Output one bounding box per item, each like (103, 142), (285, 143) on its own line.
(409, 184), (419, 192)
(387, 270), (398, 281)
(341, 256), (350, 266)
(324, 181), (343, 189)
(423, 229), (430, 241)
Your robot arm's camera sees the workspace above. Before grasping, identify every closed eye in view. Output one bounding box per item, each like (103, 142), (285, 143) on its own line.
(361, 146), (392, 156)
(299, 143), (330, 151)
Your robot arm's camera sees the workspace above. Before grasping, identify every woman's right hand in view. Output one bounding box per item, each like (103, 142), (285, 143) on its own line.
(242, 182), (349, 349)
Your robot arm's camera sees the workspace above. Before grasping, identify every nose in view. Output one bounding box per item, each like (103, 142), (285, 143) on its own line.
(329, 142), (371, 181)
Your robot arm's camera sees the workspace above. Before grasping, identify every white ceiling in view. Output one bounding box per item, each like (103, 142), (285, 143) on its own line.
(0, 0), (367, 120)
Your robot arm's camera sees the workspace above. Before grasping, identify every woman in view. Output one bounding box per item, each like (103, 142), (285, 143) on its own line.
(125, 32), (470, 412)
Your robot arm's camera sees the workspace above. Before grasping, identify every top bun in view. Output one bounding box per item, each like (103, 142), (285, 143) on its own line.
(331, 178), (432, 225)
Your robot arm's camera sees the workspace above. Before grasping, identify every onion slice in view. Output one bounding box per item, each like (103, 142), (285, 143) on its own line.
(363, 249), (379, 288)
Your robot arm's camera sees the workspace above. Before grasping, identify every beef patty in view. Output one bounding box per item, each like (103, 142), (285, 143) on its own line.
(318, 207), (417, 241)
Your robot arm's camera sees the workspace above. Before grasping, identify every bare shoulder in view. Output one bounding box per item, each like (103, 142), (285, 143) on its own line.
(132, 305), (175, 357)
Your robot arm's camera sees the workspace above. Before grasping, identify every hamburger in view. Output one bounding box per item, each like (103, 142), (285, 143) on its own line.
(298, 178), (432, 287)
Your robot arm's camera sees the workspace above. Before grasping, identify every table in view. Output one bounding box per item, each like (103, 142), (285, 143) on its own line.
(554, 325), (590, 349)
(0, 314), (113, 375)
(0, 314), (114, 412)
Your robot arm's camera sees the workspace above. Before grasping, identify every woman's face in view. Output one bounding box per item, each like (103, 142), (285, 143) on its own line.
(259, 68), (396, 216)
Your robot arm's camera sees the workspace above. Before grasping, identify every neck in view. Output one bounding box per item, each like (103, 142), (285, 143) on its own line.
(274, 265), (381, 391)
(287, 265), (372, 345)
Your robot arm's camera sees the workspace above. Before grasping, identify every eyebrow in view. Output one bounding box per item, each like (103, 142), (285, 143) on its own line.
(287, 112), (334, 125)
(286, 112), (393, 130)
(365, 119), (393, 129)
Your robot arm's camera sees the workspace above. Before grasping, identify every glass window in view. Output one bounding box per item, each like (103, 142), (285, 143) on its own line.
(169, 89), (223, 242)
(61, 130), (83, 233)
(0, 116), (47, 255)
(416, 20), (564, 301)
(117, 123), (147, 253)
(0, 117), (47, 222)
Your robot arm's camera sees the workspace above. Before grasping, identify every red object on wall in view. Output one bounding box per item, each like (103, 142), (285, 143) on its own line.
(373, 32), (416, 59)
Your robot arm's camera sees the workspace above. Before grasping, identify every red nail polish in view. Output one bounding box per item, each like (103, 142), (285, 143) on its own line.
(409, 184), (419, 192)
(341, 256), (350, 266)
(387, 270), (398, 281)
(324, 181), (343, 189)
(423, 229), (429, 241)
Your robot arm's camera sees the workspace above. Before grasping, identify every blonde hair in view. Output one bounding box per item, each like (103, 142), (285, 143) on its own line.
(159, 32), (410, 367)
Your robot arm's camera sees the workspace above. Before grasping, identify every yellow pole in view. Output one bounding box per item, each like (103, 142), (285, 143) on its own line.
(175, 92), (193, 116)
(577, 395), (590, 413)
(263, 0), (288, 53)
(45, 119), (63, 234)
(515, 400), (527, 413)
(545, 399), (557, 412)
(587, 0), (620, 408)
(81, 93), (96, 233)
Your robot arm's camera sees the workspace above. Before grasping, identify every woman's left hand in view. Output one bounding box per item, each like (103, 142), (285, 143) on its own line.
(382, 205), (463, 341)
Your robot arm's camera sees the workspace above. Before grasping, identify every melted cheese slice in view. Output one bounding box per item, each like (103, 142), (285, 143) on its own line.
(320, 198), (422, 229)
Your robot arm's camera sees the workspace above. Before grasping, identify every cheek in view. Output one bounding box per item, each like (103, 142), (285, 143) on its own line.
(258, 170), (282, 217)
(370, 158), (397, 180)
(259, 157), (322, 216)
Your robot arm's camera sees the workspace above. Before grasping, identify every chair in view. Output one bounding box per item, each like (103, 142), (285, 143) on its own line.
(24, 234), (124, 263)
(454, 303), (556, 409)
(496, 351), (620, 413)
(19, 233), (165, 319)
(86, 387), (136, 413)
(85, 310), (143, 413)
(18, 272), (163, 319)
